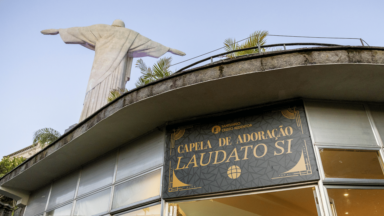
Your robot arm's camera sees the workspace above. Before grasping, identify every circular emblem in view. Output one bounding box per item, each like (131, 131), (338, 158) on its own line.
(227, 165), (241, 179)
(212, 125), (221, 134)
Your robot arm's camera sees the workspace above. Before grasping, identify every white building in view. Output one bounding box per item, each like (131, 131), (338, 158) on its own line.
(4, 144), (43, 160)
(1, 45), (384, 216)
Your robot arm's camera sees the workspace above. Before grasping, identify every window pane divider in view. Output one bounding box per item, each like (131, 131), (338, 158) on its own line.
(112, 150), (119, 184)
(323, 178), (384, 185)
(312, 186), (324, 216)
(113, 201), (162, 216)
(108, 185), (114, 213)
(74, 169), (81, 199)
(114, 166), (162, 186)
(324, 185), (384, 189)
(317, 180), (331, 216)
(110, 197), (161, 215)
(44, 184), (52, 212)
(75, 186), (112, 201)
(316, 145), (381, 150)
(314, 146), (326, 181)
(70, 200), (76, 216)
(45, 200), (73, 213)
(364, 103), (384, 147)
(160, 199), (165, 216)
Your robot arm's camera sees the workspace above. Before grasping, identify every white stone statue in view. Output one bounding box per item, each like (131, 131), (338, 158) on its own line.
(41, 19), (185, 121)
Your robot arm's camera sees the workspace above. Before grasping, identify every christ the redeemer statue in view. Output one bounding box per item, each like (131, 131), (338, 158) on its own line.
(41, 19), (185, 122)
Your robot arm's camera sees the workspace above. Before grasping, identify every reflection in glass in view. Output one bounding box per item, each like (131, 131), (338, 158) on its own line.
(305, 101), (377, 146)
(77, 151), (116, 196)
(168, 187), (318, 216)
(320, 149), (384, 179)
(112, 169), (161, 210)
(73, 188), (111, 216)
(48, 171), (79, 209)
(46, 203), (72, 216)
(327, 188), (384, 216)
(116, 131), (164, 181)
(118, 204), (161, 216)
(24, 185), (50, 216)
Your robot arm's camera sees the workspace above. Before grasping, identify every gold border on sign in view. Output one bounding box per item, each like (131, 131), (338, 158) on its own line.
(168, 161), (201, 192)
(281, 108), (303, 134)
(271, 140), (313, 179)
(272, 109), (311, 179)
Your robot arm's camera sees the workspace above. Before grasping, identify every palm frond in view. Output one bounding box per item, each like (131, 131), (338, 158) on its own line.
(153, 57), (172, 79)
(107, 88), (128, 102)
(224, 38), (241, 58)
(135, 57), (174, 87)
(135, 76), (152, 87)
(33, 128), (61, 148)
(223, 31), (268, 58)
(135, 59), (148, 73)
(141, 68), (155, 81)
(136, 59), (156, 82)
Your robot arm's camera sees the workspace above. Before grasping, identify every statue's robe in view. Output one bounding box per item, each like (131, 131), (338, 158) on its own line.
(59, 24), (170, 121)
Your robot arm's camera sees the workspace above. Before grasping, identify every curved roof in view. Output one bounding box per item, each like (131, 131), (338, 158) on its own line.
(2, 46), (384, 191)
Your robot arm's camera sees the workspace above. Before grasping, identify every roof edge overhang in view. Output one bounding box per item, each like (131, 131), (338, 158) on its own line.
(2, 46), (384, 191)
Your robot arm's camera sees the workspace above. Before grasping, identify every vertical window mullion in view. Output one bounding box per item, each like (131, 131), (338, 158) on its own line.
(318, 181), (332, 216)
(364, 103), (384, 147)
(44, 184), (52, 213)
(108, 185), (114, 213)
(74, 169), (81, 199)
(70, 200), (76, 216)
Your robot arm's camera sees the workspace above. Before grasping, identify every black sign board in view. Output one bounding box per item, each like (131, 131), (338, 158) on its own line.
(162, 101), (319, 198)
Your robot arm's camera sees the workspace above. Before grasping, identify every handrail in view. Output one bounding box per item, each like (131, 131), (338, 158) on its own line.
(175, 42), (341, 73)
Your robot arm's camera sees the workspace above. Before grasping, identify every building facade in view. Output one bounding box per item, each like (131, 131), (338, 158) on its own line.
(4, 145), (43, 160)
(1, 46), (384, 216)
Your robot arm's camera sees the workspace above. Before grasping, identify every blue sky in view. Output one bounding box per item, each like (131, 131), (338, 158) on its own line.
(0, 0), (383, 156)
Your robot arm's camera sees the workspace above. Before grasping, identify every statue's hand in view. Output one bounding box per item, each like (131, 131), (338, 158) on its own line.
(169, 48), (186, 56)
(41, 29), (59, 35)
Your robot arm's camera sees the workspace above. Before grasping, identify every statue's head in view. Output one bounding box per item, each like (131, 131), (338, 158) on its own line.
(112, 19), (125, 27)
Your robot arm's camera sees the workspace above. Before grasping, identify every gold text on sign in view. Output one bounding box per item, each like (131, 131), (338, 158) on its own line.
(175, 138), (293, 170)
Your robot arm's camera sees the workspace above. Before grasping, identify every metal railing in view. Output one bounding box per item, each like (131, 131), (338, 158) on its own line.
(175, 42), (342, 73)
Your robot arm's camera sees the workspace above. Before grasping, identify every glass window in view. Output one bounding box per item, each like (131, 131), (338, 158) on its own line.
(168, 187), (318, 216)
(73, 188), (111, 216)
(46, 203), (72, 216)
(48, 171), (79, 209)
(369, 104), (384, 142)
(320, 149), (384, 179)
(117, 204), (161, 216)
(116, 131), (164, 181)
(112, 169), (161, 210)
(305, 101), (377, 146)
(13, 206), (25, 216)
(24, 185), (50, 216)
(327, 188), (384, 216)
(78, 151), (116, 196)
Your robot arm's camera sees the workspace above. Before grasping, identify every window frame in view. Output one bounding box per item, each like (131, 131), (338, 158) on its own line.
(25, 130), (165, 216)
(110, 167), (163, 214)
(112, 201), (162, 216)
(315, 145), (384, 184)
(322, 185), (384, 216)
(45, 202), (73, 216)
(303, 100), (381, 148)
(163, 184), (324, 216)
(72, 187), (112, 216)
(41, 167), (164, 216)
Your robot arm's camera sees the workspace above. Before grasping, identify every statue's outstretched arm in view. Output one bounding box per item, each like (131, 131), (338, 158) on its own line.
(41, 29), (60, 35)
(169, 48), (186, 56)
